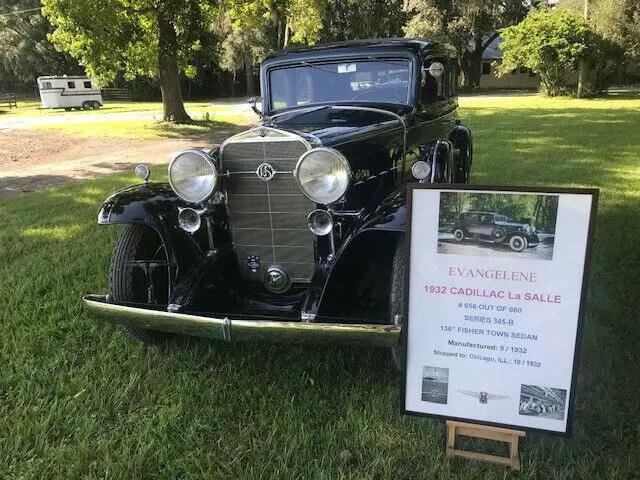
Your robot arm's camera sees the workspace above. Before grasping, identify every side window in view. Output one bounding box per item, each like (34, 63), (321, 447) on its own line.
(421, 57), (446, 103)
(480, 214), (492, 224)
(482, 63), (491, 75)
(67, 81), (76, 89)
(83, 81), (92, 89)
(42, 81), (52, 89)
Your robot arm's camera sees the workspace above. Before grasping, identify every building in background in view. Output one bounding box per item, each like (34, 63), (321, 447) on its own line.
(480, 36), (540, 89)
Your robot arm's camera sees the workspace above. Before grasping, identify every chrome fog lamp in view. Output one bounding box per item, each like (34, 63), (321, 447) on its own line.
(411, 161), (431, 180)
(295, 147), (350, 205)
(135, 164), (151, 181)
(307, 209), (333, 236)
(169, 149), (217, 203)
(178, 207), (202, 233)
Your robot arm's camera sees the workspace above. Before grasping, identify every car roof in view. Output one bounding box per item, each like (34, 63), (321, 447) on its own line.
(37, 76), (91, 80)
(462, 211), (502, 215)
(264, 37), (455, 62)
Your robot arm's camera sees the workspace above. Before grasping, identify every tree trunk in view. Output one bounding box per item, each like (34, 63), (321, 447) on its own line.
(461, 49), (483, 88)
(244, 54), (254, 96)
(283, 18), (290, 48)
(157, 9), (190, 123)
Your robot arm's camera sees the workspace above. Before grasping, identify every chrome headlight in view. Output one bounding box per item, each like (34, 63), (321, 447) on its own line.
(168, 150), (217, 203)
(294, 147), (350, 204)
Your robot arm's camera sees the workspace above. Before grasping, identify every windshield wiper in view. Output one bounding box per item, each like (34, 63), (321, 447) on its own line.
(266, 105), (331, 122)
(365, 56), (409, 67)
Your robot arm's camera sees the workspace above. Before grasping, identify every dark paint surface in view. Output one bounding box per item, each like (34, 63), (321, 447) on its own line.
(96, 39), (471, 325)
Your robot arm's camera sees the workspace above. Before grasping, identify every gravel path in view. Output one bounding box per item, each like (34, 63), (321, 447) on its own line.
(0, 127), (244, 198)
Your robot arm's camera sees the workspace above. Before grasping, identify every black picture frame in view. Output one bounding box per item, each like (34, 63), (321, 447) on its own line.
(400, 184), (599, 436)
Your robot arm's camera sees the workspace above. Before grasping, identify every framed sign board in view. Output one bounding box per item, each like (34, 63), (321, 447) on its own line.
(402, 185), (598, 435)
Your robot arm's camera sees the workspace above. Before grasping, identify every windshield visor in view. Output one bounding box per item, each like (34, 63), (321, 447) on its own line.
(268, 59), (411, 111)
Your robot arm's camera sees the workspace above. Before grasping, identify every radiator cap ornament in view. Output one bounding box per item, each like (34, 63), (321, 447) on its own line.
(264, 266), (291, 293)
(256, 162), (276, 182)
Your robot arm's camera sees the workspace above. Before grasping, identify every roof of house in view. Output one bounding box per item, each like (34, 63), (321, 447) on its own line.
(481, 36), (504, 61)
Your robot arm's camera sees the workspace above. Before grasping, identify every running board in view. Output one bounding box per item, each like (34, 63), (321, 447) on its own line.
(83, 295), (401, 346)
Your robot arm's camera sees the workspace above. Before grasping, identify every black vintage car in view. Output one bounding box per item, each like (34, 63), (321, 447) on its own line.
(84, 38), (472, 364)
(451, 211), (539, 252)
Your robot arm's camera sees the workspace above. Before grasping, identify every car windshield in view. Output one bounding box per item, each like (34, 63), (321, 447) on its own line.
(268, 58), (412, 111)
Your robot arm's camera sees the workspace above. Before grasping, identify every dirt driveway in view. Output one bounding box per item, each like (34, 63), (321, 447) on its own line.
(0, 127), (244, 198)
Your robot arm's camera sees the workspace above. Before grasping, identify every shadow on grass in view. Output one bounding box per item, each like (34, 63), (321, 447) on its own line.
(149, 119), (249, 142)
(0, 163), (147, 198)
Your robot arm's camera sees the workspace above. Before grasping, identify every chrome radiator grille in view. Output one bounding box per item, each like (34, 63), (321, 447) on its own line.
(221, 129), (316, 284)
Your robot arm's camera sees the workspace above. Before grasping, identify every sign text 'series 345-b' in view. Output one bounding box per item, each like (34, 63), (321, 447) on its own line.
(84, 39), (473, 366)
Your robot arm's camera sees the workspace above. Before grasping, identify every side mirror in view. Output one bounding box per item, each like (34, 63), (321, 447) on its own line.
(248, 96), (262, 117)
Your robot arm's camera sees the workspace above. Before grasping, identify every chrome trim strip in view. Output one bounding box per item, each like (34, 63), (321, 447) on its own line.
(221, 170), (293, 177)
(84, 295), (400, 346)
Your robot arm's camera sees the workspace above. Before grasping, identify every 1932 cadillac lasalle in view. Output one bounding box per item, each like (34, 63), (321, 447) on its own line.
(83, 38), (472, 364)
(451, 211), (539, 252)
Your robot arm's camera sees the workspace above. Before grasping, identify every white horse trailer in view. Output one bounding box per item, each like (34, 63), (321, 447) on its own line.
(37, 76), (103, 110)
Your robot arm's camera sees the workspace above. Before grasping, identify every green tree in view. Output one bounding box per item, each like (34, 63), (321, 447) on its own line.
(404, 0), (531, 87)
(218, 0), (325, 96)
(42, 0), (213, 122)
(321, 0), (407, 42)
(0, 0), (80, 92)
(499, 9), (589, 96)
(560, 0), (640, 59)
(559, 0), (637, 91)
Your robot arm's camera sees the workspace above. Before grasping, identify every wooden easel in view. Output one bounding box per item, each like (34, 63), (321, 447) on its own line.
(446, 420), (525, 470)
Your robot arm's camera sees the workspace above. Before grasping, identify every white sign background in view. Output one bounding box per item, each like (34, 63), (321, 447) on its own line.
(403, 187), (596, 434)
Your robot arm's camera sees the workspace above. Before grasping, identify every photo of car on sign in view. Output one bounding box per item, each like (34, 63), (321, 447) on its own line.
(437, 191), (558, 260)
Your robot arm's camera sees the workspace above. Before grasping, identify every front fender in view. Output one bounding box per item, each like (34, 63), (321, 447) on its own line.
(301, 188), (407, 318)
(358, 187), (407, 233)
(98, 182), (194, 267)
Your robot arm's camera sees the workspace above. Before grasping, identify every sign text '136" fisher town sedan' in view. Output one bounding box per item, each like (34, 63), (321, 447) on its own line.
(83, 38), (473, 367)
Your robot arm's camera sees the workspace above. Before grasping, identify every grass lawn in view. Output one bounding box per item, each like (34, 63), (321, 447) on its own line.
(33, 116), (254, 139)
(0, 100), (248, 118)
(1, 95), (639, 478)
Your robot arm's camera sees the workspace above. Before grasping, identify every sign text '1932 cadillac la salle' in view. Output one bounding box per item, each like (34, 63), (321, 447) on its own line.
(83, 38), (473, 366)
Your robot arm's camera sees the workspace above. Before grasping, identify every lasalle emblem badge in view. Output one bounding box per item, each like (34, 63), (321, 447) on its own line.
(256, 162), (276, 182)
(247, 255), (260, 272)
(459, 390), (509, 404)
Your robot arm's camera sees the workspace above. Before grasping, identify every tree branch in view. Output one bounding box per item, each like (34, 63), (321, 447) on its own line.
(481, 31), (500, 51)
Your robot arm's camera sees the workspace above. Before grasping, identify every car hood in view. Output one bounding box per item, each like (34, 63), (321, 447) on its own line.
(264, 104), (411, 147)
(494, 221), (530, 229)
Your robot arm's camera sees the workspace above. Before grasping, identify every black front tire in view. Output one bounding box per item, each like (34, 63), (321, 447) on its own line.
(109, 224), (173, 344)
(508, 235), (528, 252)
(389, 236), (407, 370)
(453, 136), (472, 183)
(453, 228), (465, 242)
(491, 227), (507, 243)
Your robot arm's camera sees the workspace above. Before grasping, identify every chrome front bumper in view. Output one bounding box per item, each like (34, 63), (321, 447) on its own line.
(83, 295), (401, 346)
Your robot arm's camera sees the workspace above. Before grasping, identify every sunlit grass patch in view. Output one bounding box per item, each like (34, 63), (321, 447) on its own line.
(22, 224), (85, 240)
(33, 116), (252, 139)
(0, 100), (250, 118)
